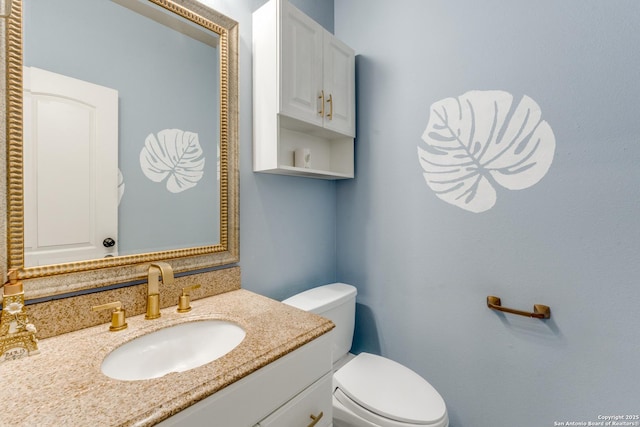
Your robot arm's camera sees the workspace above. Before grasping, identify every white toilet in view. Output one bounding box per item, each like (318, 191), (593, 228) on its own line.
(282, 283), (449, 427)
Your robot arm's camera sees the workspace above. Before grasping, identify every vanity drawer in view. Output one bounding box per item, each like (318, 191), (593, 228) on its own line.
(256, 372), (332, 427)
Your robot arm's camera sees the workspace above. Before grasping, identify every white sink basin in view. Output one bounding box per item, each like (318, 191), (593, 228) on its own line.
(101, 320), (246, 381)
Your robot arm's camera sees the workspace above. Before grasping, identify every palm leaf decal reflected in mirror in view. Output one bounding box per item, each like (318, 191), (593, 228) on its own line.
(140, 129), (205, 194)
(117, 169), (125, 204)
(417, 90), (555, 213)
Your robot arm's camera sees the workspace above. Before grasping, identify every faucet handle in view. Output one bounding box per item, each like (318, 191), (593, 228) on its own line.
(177, 284), (201, 313)
(92, 301), (128, 332)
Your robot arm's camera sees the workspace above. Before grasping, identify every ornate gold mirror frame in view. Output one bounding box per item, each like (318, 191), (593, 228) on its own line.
(1, 0), (239, 300)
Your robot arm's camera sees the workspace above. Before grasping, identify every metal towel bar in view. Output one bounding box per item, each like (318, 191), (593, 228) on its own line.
(487, 296), (550, 319)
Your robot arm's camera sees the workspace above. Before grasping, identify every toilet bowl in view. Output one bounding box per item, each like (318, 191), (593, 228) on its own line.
(282, 283), (448, 427)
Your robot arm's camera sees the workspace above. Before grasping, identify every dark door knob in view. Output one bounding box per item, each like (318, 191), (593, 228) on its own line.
(103, 238), (116, 248)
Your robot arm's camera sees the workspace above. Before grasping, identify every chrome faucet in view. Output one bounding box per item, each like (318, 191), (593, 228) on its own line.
(145, 262), (174, 320)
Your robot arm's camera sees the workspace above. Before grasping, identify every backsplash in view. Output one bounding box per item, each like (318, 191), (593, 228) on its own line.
(27, 266), (240, 339)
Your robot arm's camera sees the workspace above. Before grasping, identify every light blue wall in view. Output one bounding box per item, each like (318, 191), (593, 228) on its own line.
(335, 0), (640, 426)
(198, 0), (337, 301)
(176, 0), (640, 424)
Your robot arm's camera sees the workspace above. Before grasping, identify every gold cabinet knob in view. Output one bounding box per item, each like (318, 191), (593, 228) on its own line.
(308, 411), (324, 427)
(92, 301), (127, 332)
(177, 284), (201, 313)
(318, 90), (325, 116)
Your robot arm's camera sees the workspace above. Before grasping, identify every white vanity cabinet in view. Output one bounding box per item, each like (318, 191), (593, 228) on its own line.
(253, 0), (355, 179)
(158, 332), (332, 427)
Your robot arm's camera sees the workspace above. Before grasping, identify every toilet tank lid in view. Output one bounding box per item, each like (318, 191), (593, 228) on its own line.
(282, 283), (357, 313)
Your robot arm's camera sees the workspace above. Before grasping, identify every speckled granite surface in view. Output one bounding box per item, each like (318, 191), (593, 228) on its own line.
(0, 289), (334, 426)
(28, 267), (241, 339)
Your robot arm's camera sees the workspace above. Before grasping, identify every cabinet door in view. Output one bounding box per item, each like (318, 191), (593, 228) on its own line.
(280, 1), (324, 126)
(323, 34), (355, 137)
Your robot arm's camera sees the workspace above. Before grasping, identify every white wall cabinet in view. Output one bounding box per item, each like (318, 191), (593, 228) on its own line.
(253, 0), (355, 179)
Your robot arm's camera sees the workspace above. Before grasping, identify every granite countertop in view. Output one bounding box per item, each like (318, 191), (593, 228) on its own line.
(0, 289), (334, 426)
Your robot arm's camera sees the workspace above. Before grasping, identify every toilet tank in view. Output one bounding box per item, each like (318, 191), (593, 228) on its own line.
(282, 283), (357, 364)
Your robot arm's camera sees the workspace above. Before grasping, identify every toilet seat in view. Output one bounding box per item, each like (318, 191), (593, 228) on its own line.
(333, 353), (448, 427)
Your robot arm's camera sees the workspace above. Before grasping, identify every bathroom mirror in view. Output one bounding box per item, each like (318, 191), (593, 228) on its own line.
(0, 0), (239, 299)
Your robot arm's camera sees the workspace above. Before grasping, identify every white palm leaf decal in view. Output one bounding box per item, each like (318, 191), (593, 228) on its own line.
(417, 90), (555, 213)
(140, 129), (205, 193)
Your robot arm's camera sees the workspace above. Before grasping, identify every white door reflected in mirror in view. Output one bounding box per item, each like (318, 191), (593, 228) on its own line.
(23, 66), (119, 266)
